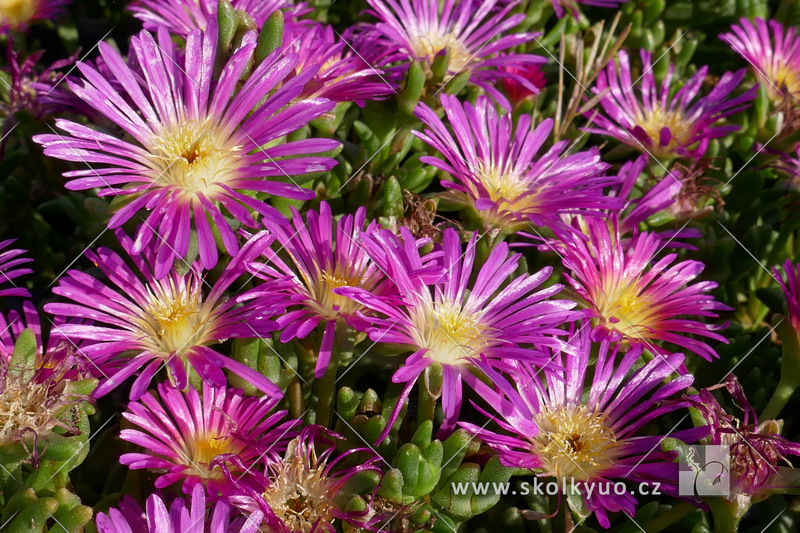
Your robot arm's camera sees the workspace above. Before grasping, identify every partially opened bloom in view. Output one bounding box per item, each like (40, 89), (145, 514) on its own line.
(0, 239), (31, 298)
(339, 227), (578, 441)
(362, 0), (546, 109)
(499, 59), (547, 105)
(242, 426), (382, 532)
(33, 25), (339, 276)
(96, 483), (264, 533)
(721, 18), (800, 104)
(246, 202), (391, 379)
(130, 0), (309, 35)
(588, 49), (756, 160)
(0, 0), (67, 31)
(44, 231), (288, 400)
(414, 94), (619, 235)
(461, 324), (704, 528)
(557, 216), (729, 361)
(775, 259), (800, 334)
(120, 382), (298, 496)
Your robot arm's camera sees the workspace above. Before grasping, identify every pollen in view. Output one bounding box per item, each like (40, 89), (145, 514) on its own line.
(306, 268), (365, 321)
(0, 0), (37, 27)
(410, 31), (472, 73)
(412, 298), (488, 366)
(532, 405), (619, 482)
(593, 279), (657, 340)
(186, 432), (244, 480)
(635, 105), (692, 157)
(0, 380), (59, 444)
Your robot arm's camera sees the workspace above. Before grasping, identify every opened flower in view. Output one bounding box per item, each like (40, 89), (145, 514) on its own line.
(557, 216), (730, 361)
(588, 49), (756, 160)
(120, 382), (298, 496)
(33, 24), (339, 277)
(44, 231), (289, 400)
(414, 94), (619, 236)
(461, 324), (704, 528)
(0, 0), (67, 31)
(339, 227), (578, 441)
(721, 17), (800, 104)
(0, 239), (31, 298)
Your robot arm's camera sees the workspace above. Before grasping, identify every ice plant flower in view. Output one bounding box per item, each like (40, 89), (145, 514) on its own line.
(96, 484), (264, 533)
(33, 24), (339, 276)
(242, 426), (382, 532)
(0, 239), (31, 298)
(246, 202), (391, 379)
(414, 94), (619, 236)
(499, 59), (547, 105)
(44, 231), (289, 400)
(686, 376), (800, 516)
(588, 49), (756, 160)
(775, 258), (800, 335)
(129, 0), (309, 35)
(0, 0), (67, 31)
(461, 324), (704, 528)
(557, 216), (730, 361)
(721, 18), (800, 104)
(362, 0), (546, 109)
(120, 382), (298, 496)
(338, 227), (578, 441)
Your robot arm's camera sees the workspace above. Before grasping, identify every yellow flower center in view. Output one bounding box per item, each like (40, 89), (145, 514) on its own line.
(412, 298), (488, 366)
(532, 405), (619, 482)
(139, 278), (212, 356)
(185, 432), (244, 480)
(635, 106), (692, 158)
(305, 269), (364, 321)
(0, 380), (59, 444)
(593, 280), (656, 341)
(0, 0), (37, 27)
(411, 31), (472, 73)
(770, 65), (800, 102)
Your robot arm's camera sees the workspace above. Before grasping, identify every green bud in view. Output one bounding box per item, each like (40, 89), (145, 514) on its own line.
(256, 10), (284, 65)
(383, 176), (404, 219)
(217, 0), (238, 53)
(399, 61), (426, 115)
(430, 50), (451, 82)
(444, 69), (471, 95)
(9, 329), (36, 382)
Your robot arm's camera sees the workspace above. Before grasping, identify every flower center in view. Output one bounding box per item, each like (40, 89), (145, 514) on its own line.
(532, 405), (619, 482)
(186, 432), (244, 479)
(413, 299), (487, 366)
(0, 380), (58, 444)
(410, 31), (472, 73)
(308, 269), (364, 321)
(593, 280), (655, 340)
(149, 121), (242, 195)
(262, 457), (336, 532)
(772, 65), (800, 102)
(0, 0), (37, 27)
(140, 278), (210, 356)
(636, 106), (692, 156)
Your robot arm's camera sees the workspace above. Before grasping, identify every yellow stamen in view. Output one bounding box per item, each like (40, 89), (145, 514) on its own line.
(0, 0), (37, 28)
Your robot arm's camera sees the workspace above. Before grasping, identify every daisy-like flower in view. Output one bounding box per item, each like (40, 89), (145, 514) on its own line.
(0, 0), (67, 31)
(338, 227), (578, 441)
(557, 216), (730, 361)
(120, 382), (298, 496)
(243, 426), (382, 532)
(129, 0), (310, 35)
(414, 94), (619, 236)
(246, 202), (391, 379)
(33, 24), (339, 277)
(461, 324), (704, 528)
(96, 484), (264, 533)
(44, 230), (289, 400)
(362, 0), (546, 109)
(588, 49), (756, 160)
(721, 18), (800, 104)
(0, 239), (31, 298)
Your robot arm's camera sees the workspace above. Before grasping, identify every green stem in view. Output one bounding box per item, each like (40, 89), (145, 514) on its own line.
(418, 382), (436, 427)
(761, 319), (800, 421)
(708, 498), (743, 533)
(315, 343), (340, 429)
(288, 377), (304, 421)
(645, 501), (695, 533)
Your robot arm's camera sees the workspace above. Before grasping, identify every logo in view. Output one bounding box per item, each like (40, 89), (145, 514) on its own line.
(678, 444), (730, 497)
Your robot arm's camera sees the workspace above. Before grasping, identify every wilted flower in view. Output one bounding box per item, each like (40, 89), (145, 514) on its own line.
(44, 231), (289, 400)
(33, 24), (339, 276)
(721, 17), (800, 104)
(414, 94), (619, 236)
(120, 382), (298, 496)
(462, 323), (703, 528)
(588, 49), (756, 160)
(96, 483), (264, 533)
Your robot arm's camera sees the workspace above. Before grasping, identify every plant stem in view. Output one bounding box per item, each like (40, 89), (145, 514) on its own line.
(315, 343), (340, 429)
(645, 502), (695, 533)
(762, 319), (800, 421)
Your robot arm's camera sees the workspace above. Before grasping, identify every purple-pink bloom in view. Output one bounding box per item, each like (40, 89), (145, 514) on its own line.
(775, 259), (800, 335)
(0, 0), (68, 31)
(0, 239), (31, 298)
(120, 381), (298, 496)
(44, 230), (289, 400)
(721, 17), (800, 104)
(414, 94), (619, 235)
(362, 0), (546, 109)
(557, 216), (730, 361)
(33, 24), (339, 277)
(96, 483), (264, 533)
(339, 227), (578, 442)
(461, 323), (705, 528)
(588, 49), (756, 160)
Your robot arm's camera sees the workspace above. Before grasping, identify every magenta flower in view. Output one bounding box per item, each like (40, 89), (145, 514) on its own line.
(557, 216), (730, 361)
(0, 0), (67, 31)
(775, 259), (800, 334)
(461, 324), (704, 528)
(339, 227), (578, 441)
(96, 483), (264, 533)
(0, 239), (31, 298)
(44, 231), (288, 400)
(33, 25), (339, 277)
(588, 49), (756, 160)
(721, 18), (800, 104)
(499, 59), (547, 105)
(129, 0), (310, 35)
(362, 0), (546, 109)
(414, 94), (619, 235)
(120, 382), (298, 496)
(246, 202), (392, 379)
